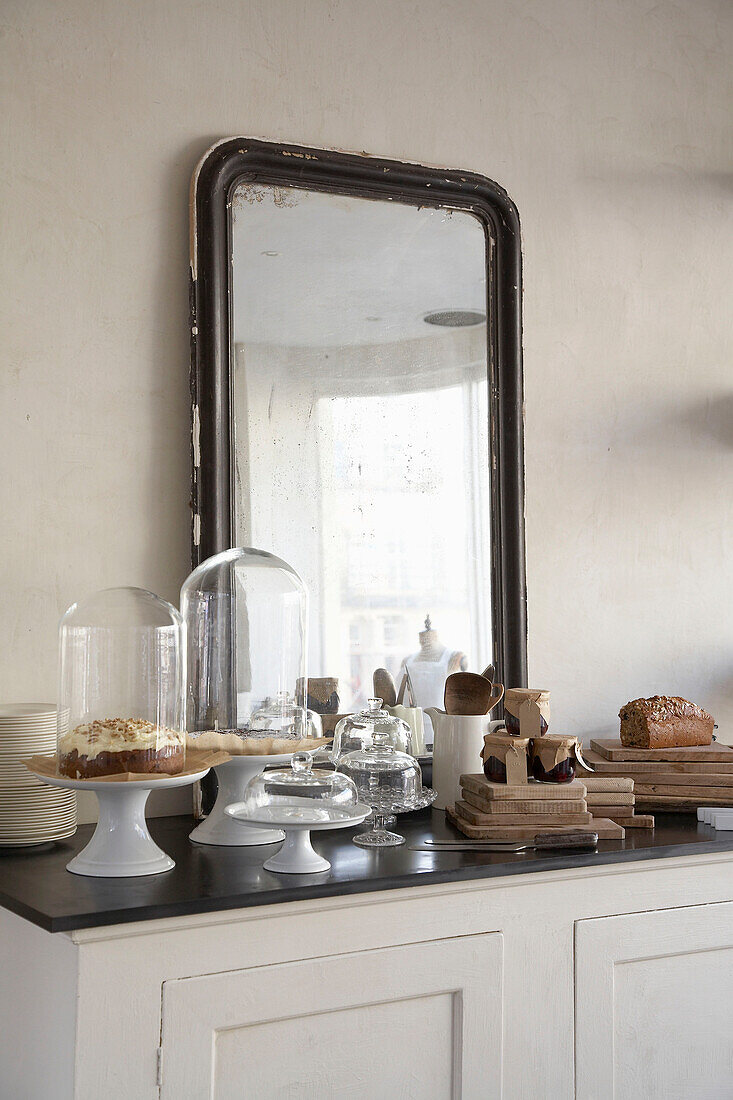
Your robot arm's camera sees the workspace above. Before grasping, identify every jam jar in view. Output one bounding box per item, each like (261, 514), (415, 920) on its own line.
(504, 689), (550, 738)
(529, 735), (578, 783)
(481, 733), (530, 784)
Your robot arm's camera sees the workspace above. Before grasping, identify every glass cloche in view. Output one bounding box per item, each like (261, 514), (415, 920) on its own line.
(331, 698), (412, 761)
(337, 730), (435, 847)
(181, 548), (324, 753)
(250, 692), (323, 738)
(224, 752), (371, 874)
(57, 587), (186, 778)
(240, 752), (360, 825)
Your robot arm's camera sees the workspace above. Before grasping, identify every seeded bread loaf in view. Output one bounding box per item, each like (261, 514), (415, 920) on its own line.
(619, 696), (714, 749)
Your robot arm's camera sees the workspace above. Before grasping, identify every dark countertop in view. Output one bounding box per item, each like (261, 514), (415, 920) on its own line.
(1, 811), (732, 934)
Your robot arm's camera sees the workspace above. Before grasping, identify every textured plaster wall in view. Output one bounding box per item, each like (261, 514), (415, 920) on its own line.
(1, 0), (731, 759)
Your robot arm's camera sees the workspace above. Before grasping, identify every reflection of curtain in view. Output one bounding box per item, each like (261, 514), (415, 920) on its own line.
(463, 372), (491, 666)
(233, 343), (253, 544)
(234, 338), (493, 712)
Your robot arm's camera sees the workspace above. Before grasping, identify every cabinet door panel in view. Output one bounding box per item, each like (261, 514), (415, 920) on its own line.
(575, 902), (733, 1100)
(161, 933), (503, 1100)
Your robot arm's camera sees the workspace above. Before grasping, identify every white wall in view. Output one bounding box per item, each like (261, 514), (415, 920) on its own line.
(2, 0), (731, 747)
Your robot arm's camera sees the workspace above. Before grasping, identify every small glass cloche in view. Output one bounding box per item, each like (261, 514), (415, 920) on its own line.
(250, 692), (323, 738)
(331, 698), (412, 761)
(57, 587), (186, 778)
(241, 752), (360, 825)
(225, 752), (371, 874)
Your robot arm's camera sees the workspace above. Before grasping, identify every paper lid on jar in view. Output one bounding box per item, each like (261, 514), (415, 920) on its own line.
(504, 688), (551, 737)
(530, 734), (577, 770)
(481, 733), (529, 760)
(481, 733), (530, 784)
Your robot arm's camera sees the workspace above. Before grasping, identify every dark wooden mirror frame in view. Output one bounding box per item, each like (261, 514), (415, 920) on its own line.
(189, 137), (527, 690)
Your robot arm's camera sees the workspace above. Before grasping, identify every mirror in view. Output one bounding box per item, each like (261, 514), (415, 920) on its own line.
(190, 139), (527, 717)
(231, 184), (491, 713)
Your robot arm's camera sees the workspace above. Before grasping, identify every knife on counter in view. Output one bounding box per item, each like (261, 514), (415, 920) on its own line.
(410, 831), (599, 853)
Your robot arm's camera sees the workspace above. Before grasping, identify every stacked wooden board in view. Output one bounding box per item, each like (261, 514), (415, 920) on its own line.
(448, 774), (626, 838)
(581, 739), (733, 813)
(573, 773), (654, 828)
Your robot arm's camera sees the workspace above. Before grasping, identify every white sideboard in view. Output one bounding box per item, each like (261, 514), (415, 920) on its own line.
(2, 849), (733, 1099)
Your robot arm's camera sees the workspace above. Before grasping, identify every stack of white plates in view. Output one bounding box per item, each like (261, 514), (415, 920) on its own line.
(0, 705), (76, 847)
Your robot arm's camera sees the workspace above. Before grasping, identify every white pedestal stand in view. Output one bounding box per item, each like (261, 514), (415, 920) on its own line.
(224, 803), (371, 874)
(35, 768), (210, 877)
(189, 755), (294, 847)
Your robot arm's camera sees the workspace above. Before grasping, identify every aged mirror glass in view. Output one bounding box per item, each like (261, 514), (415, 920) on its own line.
(230, 183), (492, 713)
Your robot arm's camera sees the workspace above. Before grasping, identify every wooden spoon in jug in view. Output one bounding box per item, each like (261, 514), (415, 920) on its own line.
(372, 668), (397, 708)
(444, 672), (505, 716)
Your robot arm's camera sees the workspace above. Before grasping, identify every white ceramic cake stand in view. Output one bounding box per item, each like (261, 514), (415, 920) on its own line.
(34, 767), (210, 877)
(224, 803), (371, 874)
(189, 754), (295, 847)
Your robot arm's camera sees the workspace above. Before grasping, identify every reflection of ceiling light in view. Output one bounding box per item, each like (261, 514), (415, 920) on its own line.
(261, 250), (279, 257)
(423, 309), (486, 328)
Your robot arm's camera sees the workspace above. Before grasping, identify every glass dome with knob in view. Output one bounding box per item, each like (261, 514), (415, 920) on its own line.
(225, 752), (371, 873)
(330, 698), (412, 761)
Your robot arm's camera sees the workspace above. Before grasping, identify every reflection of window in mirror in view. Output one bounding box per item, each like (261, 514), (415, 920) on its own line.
(231, 184), (492, 712)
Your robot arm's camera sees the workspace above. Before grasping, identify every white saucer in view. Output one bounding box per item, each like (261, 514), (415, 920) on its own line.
(225, 801), (371, 874)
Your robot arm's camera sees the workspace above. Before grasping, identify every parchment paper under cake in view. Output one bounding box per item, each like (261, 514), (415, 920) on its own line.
(188, 729), (329, 756)
(24, 747), (230, 783)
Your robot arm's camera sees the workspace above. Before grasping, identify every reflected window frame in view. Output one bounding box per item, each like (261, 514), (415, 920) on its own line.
(190, 138), (527, 690)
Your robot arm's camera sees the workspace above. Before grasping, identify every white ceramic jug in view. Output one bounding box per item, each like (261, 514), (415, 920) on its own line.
(387, 704), (427, 756)
(426, 710), (505, 810)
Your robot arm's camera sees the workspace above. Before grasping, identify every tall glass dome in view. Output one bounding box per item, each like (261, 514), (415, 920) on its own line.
(57, 587), (186, 778)
(181, 547), (309, 742)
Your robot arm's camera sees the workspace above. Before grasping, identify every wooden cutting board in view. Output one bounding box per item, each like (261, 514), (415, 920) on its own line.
(455, 800), (592, 827)
(447, 804), (625, 839)
(581, 761), (733, 786)
(635, 795), (733, 810)
(604, 813), (655, 829)
(590, 739), (733, 762)
(579, 750), (733, 774)
(575, 775), (634, 792)
(634, 783), (733, 799)
(460, 774), (587, 801)
(584, 792), (634, 806)
(461, 790), (588, 816)
(585, 804), (637, 817)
